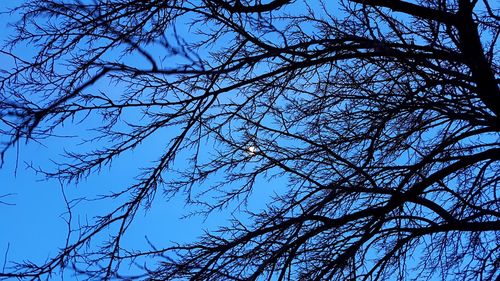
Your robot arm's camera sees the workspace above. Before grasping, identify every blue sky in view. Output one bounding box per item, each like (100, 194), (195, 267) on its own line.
(0, 3), (288, 277)
(2, 1), (496, 280)
(0, 2), (276, 277)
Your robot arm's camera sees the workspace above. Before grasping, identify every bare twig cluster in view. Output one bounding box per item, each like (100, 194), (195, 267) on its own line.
(0, 0), (499, 280)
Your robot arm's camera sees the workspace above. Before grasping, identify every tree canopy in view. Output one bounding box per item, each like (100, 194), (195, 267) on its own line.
(1, 0), (499, 280)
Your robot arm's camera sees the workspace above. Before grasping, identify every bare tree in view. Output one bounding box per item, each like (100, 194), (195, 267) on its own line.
(1, 0), (499, 280)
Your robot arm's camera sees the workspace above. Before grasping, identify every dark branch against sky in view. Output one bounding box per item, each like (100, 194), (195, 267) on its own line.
(0, 0), (499, 280)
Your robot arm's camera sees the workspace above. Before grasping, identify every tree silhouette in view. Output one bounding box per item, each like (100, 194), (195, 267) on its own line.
(1, 0), (499, 280)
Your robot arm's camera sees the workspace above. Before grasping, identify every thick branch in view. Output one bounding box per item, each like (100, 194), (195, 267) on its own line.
(210, 0), (292, 13)
(456, 2), (500, 120)
(349, 0), (458, 25)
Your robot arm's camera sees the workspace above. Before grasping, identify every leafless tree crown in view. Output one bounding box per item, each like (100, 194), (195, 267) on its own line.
(0, 0), (499, 280)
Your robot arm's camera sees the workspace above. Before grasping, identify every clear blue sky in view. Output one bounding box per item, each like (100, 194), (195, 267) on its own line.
(0, 2), (282, 278)
(1, 1), (479, 280)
